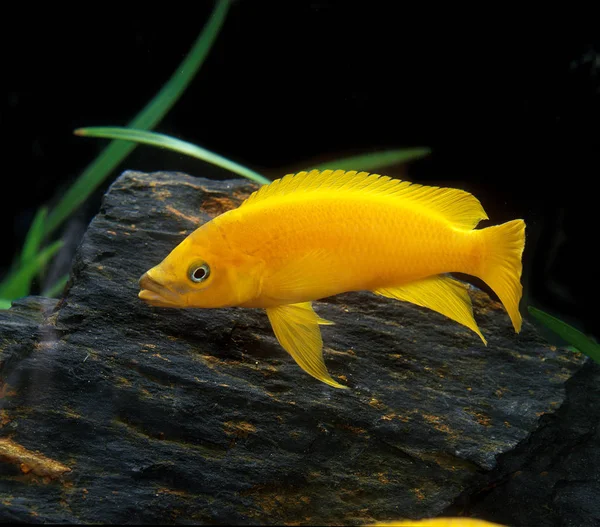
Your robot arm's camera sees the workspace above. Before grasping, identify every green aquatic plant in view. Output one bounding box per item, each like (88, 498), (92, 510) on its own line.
(310, 147), (431, 171)
(74, 128), (271, 185)
(0, 241), (63, 301)
(0, 0), (231, 308)
(0, 0), (430, 310)
(8, 207), (51, 299)
(528, 306), (600, 365)
(75, 127), (431, 184)
(44, 0), (232, 238)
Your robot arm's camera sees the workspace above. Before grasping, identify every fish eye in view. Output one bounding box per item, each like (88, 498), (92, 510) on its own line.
(189, 263), (210, 283)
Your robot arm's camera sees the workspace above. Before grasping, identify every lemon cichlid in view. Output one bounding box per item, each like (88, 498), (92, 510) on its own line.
(139, 170), (525, 389)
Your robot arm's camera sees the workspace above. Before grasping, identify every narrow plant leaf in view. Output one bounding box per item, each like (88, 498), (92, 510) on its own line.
(42, 274), (70, 299)
(309, 148), (432, 171)
(528, 306), (600, 365)
(0, 241), (64, 300)
(0, 299), (11, 310)
(12, 206), (49, 298)
(74, 127), (271, 185)
(21, 207), (48, 265)
(45, 0), (231, 236)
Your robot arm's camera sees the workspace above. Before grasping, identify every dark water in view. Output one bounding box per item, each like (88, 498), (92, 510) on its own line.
(2, 3), (600, 525)
(3, 7), (598, 340)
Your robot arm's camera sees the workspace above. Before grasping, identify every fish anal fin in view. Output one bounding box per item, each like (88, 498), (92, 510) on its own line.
(266, 302), (346, 389)
(374, 275), (487, 344)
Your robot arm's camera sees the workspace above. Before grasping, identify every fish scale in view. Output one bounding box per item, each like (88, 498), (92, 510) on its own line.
(225, 197), (466, 285)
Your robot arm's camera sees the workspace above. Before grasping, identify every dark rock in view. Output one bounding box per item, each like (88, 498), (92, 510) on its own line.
(444, 360), (600, 527)
(0, 171), (588, 525)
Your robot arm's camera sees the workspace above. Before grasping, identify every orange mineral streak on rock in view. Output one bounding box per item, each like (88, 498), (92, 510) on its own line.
(200, 195), (239, 217)
(0, 382), (17, 398)
(165, 205), (201, 225)
(0, 409), (11, 427)
(224, 421), (257, 439)
(0, 438), (71, 479)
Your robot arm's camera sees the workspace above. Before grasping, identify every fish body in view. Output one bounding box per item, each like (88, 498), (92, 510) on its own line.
(215, 191), (475, 306)
(139, 170), (525, 388)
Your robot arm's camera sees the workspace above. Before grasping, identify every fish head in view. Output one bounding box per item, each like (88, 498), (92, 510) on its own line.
(138, 225), (264, 309)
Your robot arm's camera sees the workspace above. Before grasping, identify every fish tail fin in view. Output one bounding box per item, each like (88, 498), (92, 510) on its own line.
(476, 219), (525, 332)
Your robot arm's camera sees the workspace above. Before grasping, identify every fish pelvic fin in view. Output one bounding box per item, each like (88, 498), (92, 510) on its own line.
(265, 302), (346, 389)
(476, 219), (525, 332)
(374, 275), (487, 344)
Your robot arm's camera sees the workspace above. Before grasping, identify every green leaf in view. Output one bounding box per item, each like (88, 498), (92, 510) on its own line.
(0, 241), (64, 300)
(12, 206), (49, 298)
(74, 127), (271, 185)
(45, 0), (232, 236)
(21, 207), (48, 264)
(528, 306), (600, 365)
(42, 274), (70, 299)
(309, 148), (431, 171)
(0, 299), (12, 310)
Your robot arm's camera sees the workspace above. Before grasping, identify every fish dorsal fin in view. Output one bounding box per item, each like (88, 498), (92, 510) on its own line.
(241, 170), (488, 229)
(374, 275), (487, 344)
(265, 302), (346, 389)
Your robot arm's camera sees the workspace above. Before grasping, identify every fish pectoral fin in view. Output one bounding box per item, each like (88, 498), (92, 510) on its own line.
(264, 249), (344, 304)
(374, 275), (487, 345)
(266, 302), (346, 389)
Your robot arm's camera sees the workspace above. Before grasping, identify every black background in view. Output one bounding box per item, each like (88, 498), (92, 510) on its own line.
(3, 1), (599, 336)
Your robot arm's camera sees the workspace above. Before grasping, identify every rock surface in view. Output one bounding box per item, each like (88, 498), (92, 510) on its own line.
(0, 171), (589, 525)
(445, 359), (600, 527)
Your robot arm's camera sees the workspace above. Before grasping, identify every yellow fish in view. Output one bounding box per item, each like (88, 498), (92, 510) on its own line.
(369, 518), (505, 527)
(139, 170), (525, 389)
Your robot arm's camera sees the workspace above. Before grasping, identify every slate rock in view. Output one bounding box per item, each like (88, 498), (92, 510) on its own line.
(0, 171), (587, 525)
(445, 359), (600, 527)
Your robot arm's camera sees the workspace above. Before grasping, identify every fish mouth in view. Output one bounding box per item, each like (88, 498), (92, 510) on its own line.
(138, 272), (184, 308)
